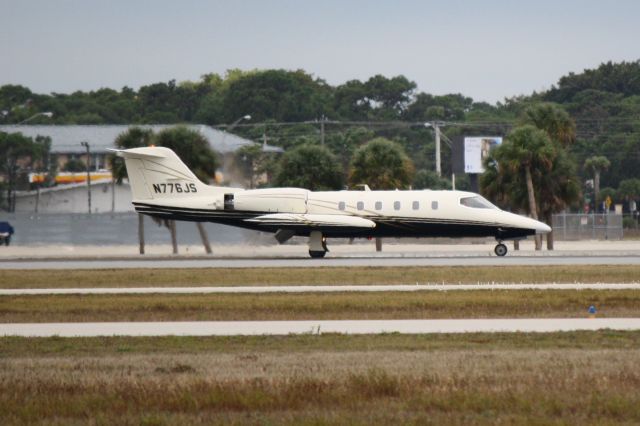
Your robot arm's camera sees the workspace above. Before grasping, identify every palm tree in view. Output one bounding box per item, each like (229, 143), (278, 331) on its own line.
(349, 137), (414, 190)
(489, 125), (556, 250)
(522, 102), (580, 248)
(584, 156), (610, 212)
(112, 127), (155, 181)
(538, 149), (581, 249)
(523, 103), (576, 147)
(481, 153), (517, 209)
(481, 152), (527, 251)
(154, 126), (219, 183)
(274, 144), (343, 190)
(155, 126), (219, 255)
(113, 126), (219, 255)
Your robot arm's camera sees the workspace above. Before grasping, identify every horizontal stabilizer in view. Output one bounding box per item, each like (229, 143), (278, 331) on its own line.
(246, 214), (376, 228)
(109, 147), (167, 159)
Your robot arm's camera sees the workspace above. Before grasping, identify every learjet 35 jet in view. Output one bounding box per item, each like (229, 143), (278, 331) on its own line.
(116, 146), (551, 257)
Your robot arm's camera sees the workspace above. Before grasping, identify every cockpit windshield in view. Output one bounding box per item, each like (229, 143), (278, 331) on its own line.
(459, 196), (497, 209)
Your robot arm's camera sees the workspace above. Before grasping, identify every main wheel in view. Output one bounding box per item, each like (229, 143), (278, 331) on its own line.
(309, 250), (326, 258)
(494, 243), (508, 257)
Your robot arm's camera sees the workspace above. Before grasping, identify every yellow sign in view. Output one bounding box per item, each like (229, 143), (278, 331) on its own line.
(605, 196), (612, 209)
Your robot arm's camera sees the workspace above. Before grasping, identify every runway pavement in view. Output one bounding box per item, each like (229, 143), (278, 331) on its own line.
(2, 255), (640, 269)
(1, 241), (639, 269)
(2, 318), (639, 337)
(2, 283), (640, 295)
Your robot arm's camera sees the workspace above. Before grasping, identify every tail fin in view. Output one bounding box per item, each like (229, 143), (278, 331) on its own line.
(115, 146), (224, 201)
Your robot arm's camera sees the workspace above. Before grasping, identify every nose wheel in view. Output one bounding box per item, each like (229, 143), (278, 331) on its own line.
(494, 243), (508, 257)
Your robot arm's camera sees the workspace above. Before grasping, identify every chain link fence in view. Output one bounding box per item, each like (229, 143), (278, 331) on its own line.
(0, 213), (257, 246)
(552, 213), (623, 240)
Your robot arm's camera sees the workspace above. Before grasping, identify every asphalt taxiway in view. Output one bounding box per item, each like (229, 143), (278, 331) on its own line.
(1, 240), (639, 269)
(2, 254), (640, 269)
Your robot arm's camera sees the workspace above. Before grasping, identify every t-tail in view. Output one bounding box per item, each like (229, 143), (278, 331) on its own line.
(114, 146), (231, 201)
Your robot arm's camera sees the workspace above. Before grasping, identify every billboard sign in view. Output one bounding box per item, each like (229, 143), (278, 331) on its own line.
(464, 137), (502, 173)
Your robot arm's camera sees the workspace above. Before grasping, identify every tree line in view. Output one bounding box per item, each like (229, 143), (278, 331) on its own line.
(1, 62), (638, 188)
(2, 61), (640, 240)
(0, 132), (54, 211)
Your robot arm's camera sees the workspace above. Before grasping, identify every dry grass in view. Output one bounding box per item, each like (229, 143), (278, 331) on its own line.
(2, 265), (640, 288)
(3, 331), (640, 357)
(3, 265), (640, 423)
(1, 336), (640, 424)
(2, 289), (640, 322)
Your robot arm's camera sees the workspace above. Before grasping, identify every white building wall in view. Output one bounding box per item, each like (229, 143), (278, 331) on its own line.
(15, 182), (135, 214)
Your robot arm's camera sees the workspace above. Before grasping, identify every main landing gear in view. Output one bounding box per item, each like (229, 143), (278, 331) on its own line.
(494, 242), (508, 257)
(308, 231), (328, 258)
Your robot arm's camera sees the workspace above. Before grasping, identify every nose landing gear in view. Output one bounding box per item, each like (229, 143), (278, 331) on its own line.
(494, 242), (508, 257)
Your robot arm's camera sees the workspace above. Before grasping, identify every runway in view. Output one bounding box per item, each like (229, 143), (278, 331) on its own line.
(2, 255), (640, 269)
(2, 318), (639, 337)
(2, 283), (640, 295)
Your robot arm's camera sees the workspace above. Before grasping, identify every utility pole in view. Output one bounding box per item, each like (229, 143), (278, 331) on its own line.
(434, 122), (441, 177)
(425, 122), (443, 177)
(81, 141), (92, 214)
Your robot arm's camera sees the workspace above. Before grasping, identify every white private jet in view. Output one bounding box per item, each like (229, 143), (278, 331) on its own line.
(116, 146), (551, 257)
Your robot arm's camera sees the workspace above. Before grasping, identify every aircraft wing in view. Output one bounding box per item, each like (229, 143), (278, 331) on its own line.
(245, 213), (376, 228)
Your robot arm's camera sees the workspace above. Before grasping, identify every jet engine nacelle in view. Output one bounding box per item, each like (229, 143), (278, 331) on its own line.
(222, 188), (308, 213)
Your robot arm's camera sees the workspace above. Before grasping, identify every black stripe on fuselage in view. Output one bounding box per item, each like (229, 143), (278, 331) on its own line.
(132, 202), (534, 239)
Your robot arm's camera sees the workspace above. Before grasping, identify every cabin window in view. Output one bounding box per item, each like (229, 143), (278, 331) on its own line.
(375, 201), (382, 210)
(357, 201), (364, 211)
(394, 201), (401, 210)
(338, 201), (346, 211)
(412, 201), (419, 210)
(460, 196), (496, 209)
(431, 201), (439, 210)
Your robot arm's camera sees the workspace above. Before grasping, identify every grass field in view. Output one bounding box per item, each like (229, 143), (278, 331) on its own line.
(2, 264), (640, 288)
(2, 266), (640, 424)
(2, 289), (640, 322)
(3, 331), (640, 356)
(2, 332), (640, 424)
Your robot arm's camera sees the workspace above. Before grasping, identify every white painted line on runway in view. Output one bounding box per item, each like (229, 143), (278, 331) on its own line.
(2, 283), (640, 295)
(1, 318), (639, 337)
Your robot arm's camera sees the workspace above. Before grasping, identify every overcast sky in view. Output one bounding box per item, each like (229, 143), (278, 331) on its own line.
(2, 0), (639, 104)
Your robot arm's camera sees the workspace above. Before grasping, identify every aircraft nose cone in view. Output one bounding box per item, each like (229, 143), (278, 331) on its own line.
(535, 221), (552, 234)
